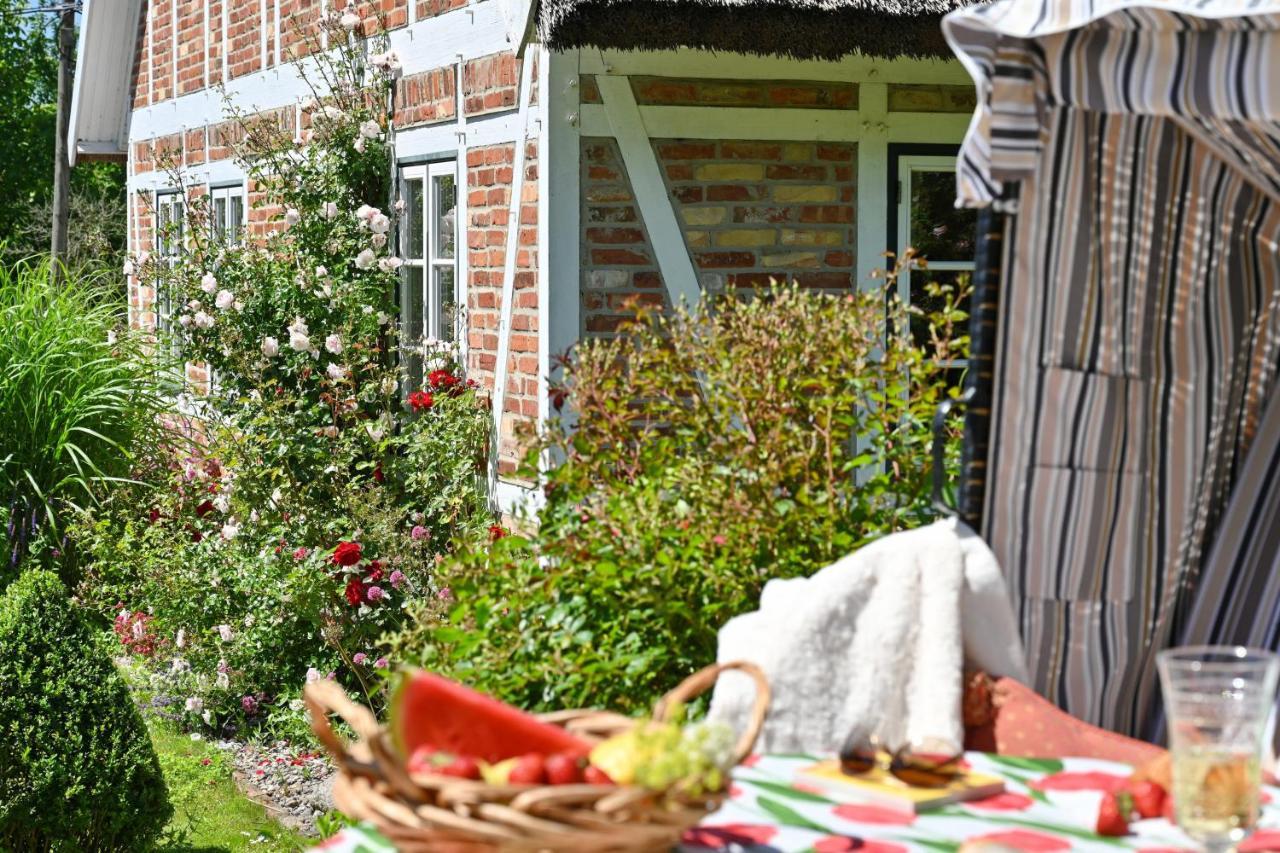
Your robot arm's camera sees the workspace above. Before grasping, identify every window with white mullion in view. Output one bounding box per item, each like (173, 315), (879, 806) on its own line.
(154, 191), (185, 363)
(895, 154), (976, 371)
(399, 160), (459, 389)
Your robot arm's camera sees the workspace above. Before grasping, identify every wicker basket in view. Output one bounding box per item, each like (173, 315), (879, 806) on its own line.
(305, 660), (770, 852)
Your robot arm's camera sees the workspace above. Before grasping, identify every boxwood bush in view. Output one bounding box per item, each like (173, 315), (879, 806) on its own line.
(0, 570), (171, 851)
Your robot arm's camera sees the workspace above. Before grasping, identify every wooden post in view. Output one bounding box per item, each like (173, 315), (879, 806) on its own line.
(51, 3), (76, 270)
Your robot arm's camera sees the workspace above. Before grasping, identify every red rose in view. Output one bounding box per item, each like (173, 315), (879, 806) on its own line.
(365, 561), (384, 583)
(194, 500), (215, 518)
(372, 463), (384, 483)
(427, 369), (458, 389)
(344, 577), (365, 606)
(407, 390), (433, 412)
(489, 524), (507, 542)
(332, 541), (362, 566)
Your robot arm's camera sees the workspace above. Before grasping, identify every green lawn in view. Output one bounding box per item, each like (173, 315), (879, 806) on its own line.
(147, 720), (311, 853)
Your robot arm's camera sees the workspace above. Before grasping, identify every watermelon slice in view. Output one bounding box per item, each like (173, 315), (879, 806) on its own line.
(389, 670), (591, 763)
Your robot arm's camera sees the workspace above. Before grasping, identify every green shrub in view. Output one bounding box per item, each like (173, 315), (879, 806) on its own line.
(393, 278), (969, 714)
(0, 570), (172, 851)
(0, 256), (166, 582)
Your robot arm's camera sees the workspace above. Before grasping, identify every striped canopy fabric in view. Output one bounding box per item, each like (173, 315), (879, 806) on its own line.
(944, 0), (1280, 737)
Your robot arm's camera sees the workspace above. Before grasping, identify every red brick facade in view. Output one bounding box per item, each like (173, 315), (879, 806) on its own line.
(581, 136), (857, 336)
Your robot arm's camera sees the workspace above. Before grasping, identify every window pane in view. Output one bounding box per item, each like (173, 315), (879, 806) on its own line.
(400, 265), (425, 388)
(213, 197), (227, 244)
(229, 194), (244, 243)
(908, 170), (976, 263)
(433, 265), (456, 342)
(405, 179), (424, 260)
(909, 268), (971, 356)
(433, 173), (456, 260)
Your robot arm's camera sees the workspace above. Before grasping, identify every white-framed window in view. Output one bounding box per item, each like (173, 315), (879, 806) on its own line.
(894, 154), (976, 364)
(399, 160), (459, 384)
(154, 191), (185, 356)
(209, 183), (245, 246)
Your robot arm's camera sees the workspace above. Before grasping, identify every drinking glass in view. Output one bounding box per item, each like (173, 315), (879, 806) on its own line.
(1159, 646), (1280, 852)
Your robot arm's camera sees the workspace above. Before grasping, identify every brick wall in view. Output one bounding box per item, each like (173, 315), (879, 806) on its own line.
(396, 66), (457, 127)
(580, 137), (857, 336)
(416, 0), (465, 20)
(227, 0), (262, 79)
(466, 140), (540, 474)
(151, 0), (174, 102)
(176, 0), (206, 95)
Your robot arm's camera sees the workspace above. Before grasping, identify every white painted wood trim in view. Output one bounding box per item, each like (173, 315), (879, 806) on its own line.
(580, 104), (861, 142)
(487, 49), (536, 505)
(454, 53), (469, 366)
(129, 157), (246, 191)
(579, 49), (971, 85)
(395, 109), (520, 158)
(597, 75), (700, 308)
(856, 82), (889, 289)
(545, 49), (579, 414)
(535, 48), (551, 428)
(131, 1), (510, 143)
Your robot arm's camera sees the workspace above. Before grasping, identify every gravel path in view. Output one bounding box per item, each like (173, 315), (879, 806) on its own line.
(221, 738), (337, 836)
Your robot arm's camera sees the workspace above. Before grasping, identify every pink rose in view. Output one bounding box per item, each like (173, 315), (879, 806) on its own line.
(389, 570), (405, 589)
(366, 585), (385, 602)
(352, 652), (367, 665)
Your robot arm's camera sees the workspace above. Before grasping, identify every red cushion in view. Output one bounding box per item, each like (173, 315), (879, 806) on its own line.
(964, 676), (1165, 767)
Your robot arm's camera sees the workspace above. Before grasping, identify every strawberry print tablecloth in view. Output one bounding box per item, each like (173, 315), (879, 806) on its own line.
(313, 752), (1280, 852)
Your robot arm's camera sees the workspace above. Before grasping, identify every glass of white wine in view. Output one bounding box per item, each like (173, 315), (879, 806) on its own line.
(1159, 646), (1280, 852)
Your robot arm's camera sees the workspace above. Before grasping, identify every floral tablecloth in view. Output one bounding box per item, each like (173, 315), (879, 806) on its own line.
(313, 752), (1280, 852)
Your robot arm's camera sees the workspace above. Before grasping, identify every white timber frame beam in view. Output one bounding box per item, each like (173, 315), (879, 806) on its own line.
(487, 49), (538, 507)
(596, 74), (701, 308)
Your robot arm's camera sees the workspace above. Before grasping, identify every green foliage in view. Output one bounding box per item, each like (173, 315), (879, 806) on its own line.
(0, 1), (55, 244)
(0, 257), (166, 581)
(395, 275), (969, 713)
(5, 165), (129, 277)
(71, 14), (491, 733)
(146, 718), (307, 852)
(0, 571), (172, 852)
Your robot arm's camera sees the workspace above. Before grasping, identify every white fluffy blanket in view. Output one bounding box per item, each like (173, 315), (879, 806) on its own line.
(707, 518), (1028, 756)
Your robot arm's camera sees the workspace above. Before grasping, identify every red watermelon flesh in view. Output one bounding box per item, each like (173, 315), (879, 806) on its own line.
(390, 670), (591, 763)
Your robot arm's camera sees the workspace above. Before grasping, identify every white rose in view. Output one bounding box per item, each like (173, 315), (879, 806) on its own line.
(326, 362), (348, 381)
(137, 250), (151, 264)
(289, 331), (310, 351)
(106, 330), (117, 345)
(202, 710), (213, 725)
(123, 259), (135, 276)
(353, 136), (366, 154)
(355, 249), (376, 270)
(380, 376), (397, 395)
(201, 272), (217, 293)
(369, 212), (390, 235)
(261, 336), (279, 357)
(378, 256), (405, 273)
(284, 207), (300, 226)
(234, 300), (244, 312)
(215, 289), (234, 310)
(371, 233), (388, 248)
(377, 311), (391, 325)
(362, 305), (374, 315)
(220, 521), (238, 541)
(306, 667), (321, 683)
(213, 492), (231, 513)
(356, 204), (376, 221)
(394, 198), (406, 213)
(178, 314), (192, 328)
(289, 698), (306, 712)
(215, 672), (229, 689)
(269, 487), (282, 506)
(321, 202), (338, 220)
(359, 119), (381, 139)
(288, 316), (309, 336)
(340, 10), (360, 30)
(320, 425), (339, 438)
(315, 265), (329, 277)
(193, 311), (215, 329)
(324, 334), (343, 354)
(175, 628), (186, 648)
(185, 696), (203, 713)
(217, 624), (234, 641)
(300, 96), (317, 111)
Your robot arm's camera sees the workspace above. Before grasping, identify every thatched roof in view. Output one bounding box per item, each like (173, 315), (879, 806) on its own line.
(539, 0), (968, 61)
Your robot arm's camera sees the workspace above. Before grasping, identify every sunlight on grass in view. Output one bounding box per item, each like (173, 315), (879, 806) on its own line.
(147, 719), (310, 853)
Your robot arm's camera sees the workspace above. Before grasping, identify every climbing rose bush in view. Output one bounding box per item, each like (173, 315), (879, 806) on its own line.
(73, 9), (491, 733)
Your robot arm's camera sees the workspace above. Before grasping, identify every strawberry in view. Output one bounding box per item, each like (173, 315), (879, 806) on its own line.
(1096, 791), (1133, 837)
(406, 745), (443, 776)
(437, 755), (482, 780)
(545, 753), (584, 785)
(1128, 780), (1167, 820)
(508, 753), (547, 785)
(583, 765), (615, 786)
